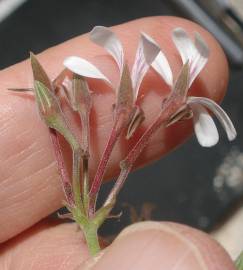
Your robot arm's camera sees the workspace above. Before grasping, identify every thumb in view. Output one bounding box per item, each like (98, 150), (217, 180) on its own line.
(82, 221), (236, 270)
(0, 220), (235, 269)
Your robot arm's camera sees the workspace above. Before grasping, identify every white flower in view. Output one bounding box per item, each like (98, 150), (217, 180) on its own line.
(149, 27), (236, 147)
(63, 26), (236, 147)
(187, 97), (236, 146)
(63, 26), (160, 102)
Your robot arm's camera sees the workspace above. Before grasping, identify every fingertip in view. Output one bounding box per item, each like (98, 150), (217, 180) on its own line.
(88, 221), (235, 270)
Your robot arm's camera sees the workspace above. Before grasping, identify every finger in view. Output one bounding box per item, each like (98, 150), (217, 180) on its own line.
(0, 16), (228, 242)
(0, 221), (235, 270)
(0, 221), (89, 270)
(81, 221), (235, 270)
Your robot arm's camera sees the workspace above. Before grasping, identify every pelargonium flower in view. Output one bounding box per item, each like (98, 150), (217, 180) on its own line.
(147, 27), (236, 147)
(62, 26), (163, 210)
(63, 26), (163, 139)
(63, 26), (160, 105)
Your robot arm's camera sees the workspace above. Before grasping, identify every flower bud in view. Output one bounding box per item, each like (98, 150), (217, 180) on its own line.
(34, 80), (79, 150)
(34, 80), (62, 126)
(30, 52), (52, 90)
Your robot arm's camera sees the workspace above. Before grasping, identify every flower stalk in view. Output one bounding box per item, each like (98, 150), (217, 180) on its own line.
(89, 63), (134, 214)
(103, 66), (188, 210)
(72, 74), (92, 214)
(49, 129), (74, 206)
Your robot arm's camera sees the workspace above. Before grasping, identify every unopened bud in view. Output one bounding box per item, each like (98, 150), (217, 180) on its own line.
(72, 74), (92, 113)
(34, 81), (79, 150)
(30, 52), (52, 90)
(34, 81), (62, 125)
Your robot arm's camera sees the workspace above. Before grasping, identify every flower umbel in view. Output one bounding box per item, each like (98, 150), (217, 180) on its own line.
(63, 26), (161, 214)
(9, 26), (236, 257)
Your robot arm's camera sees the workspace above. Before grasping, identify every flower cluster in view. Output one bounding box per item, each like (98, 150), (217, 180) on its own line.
(11, 25), (236, 256)
(63, 26), (236, 147)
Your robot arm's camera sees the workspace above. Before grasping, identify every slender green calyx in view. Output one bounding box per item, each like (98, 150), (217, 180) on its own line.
(166, 104), (191, 127)
(34, 81), (61, 124)
(116, 63), (134, 112)
(30, 52), (52, 90)
(72, 74), (92, 213)
(236, 252), (243, 270)
(126, 106), (145, 139)
(72, 74), (92, 113)
(30, 53), (77, 146)
(172, 61), (190, 98)
(33, 81), (79, 150)
(93, 201), (115, 227)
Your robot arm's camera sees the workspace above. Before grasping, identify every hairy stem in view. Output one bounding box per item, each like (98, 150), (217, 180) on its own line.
(49, 128), (74, 206)
(103, 114), (163, 207)
(89, 114), (126, 215)
(82, 223), (100, 256)
(104, 97), (184, 208)
(72, 75), (92, 215)
(82, 155), (89, 214)
(73, 208), (100, 256)
(89, 63), (134, 214)
(104, 166), (130, 208)
(79, 109), (90, 214)
(90, 126), (117, 192)
(72, 147), (84, 213)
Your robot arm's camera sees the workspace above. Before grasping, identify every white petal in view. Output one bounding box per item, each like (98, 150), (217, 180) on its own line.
(63, 56), (111, 84)
(131, 32), (160, 98)
(152, 51), (173, 86)
(188, 97), (237, 141)
(190, 103), (219, 147)
(141, 33), (161, 65)
(172, 28), (209, 87)
(189, 33), (209, 87)
(90, 26), (124, 71)
(172, 28), (197, 64)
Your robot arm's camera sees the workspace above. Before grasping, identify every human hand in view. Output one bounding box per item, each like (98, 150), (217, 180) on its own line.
(0, 17), (236, 269)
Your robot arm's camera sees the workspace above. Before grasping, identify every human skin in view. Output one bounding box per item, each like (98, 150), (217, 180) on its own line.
(0, 16), (236, 269)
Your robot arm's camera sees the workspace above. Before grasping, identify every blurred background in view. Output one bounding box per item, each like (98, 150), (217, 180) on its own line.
(0, 0), (242, 258)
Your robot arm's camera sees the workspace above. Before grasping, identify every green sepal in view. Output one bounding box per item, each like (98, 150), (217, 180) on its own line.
(126, 105), (145, 139)
(93, 201), (115, 228)
(172, 61), (190, 98)
(30, 52), (52, 90)
(72, 74), (92, 113)
(34, 81), (79, 150)
(116, 63), (134, 112)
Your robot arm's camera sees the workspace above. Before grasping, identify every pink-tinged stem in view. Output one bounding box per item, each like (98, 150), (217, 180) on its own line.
(104, 98), (184, 207)
(79, 110), (90, 214)
(49, 128), (74, 207)
(89, 63), (134, 214)
(72, 75), (92, 214)
(89, 112), (128, 214)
